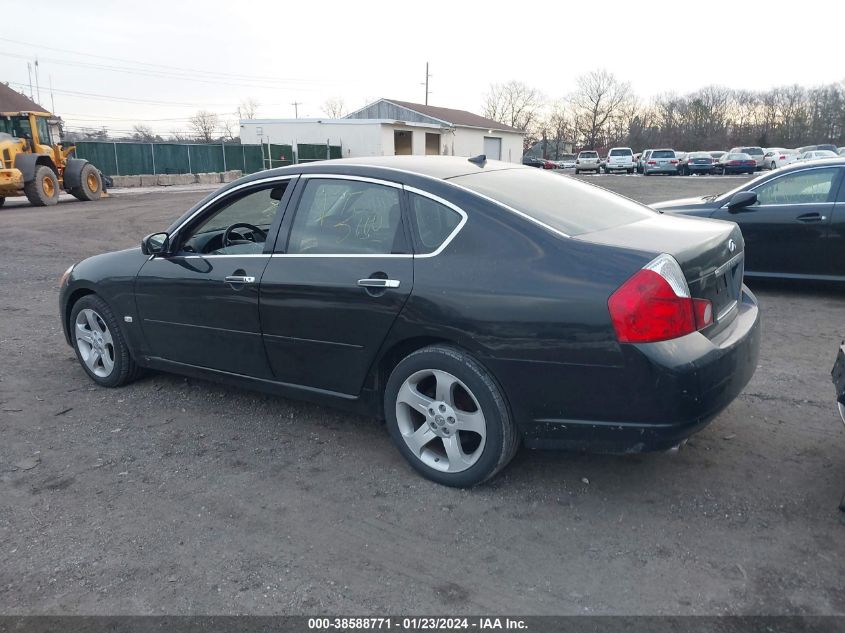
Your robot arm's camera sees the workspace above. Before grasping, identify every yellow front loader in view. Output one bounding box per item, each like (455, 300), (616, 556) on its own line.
(0, 111), (105, 207)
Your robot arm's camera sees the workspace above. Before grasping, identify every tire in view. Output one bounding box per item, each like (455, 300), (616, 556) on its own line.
(627, 168), (634, 174)
(384, 345), (519, 488)
(24, 165), (60, 206)
(0, 196), (4, 207)
(69, 294), (143, 388)
(644, 171), (651, 176)
(771, 162), (777, 170)
(574, 169), (580, 174)
(71, 163), (103, 202)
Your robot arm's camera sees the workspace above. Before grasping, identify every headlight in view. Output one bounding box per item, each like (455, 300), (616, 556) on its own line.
(59, 263), (75, 287)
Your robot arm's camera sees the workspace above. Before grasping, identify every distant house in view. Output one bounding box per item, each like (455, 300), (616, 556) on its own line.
(239, 98), (525, 163)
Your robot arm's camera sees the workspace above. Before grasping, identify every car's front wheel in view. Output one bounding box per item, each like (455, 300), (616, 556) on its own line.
(385, 345), (519, 487)
(70, 295), (142, 387)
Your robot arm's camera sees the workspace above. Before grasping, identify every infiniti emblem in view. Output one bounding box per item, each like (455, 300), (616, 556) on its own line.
(728, 239), (737, 253)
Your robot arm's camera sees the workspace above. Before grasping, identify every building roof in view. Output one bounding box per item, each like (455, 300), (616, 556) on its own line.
(345, 98), (524, 134)
(0, 83), (51, 114)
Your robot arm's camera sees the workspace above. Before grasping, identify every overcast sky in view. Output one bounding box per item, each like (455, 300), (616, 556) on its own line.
(3, 0), (843, 137)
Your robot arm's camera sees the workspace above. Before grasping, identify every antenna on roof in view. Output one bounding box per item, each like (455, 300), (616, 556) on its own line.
(468, 154), (486, 166)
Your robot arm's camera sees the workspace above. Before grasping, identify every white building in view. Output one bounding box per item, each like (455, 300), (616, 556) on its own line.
(239, 98), (525, 163)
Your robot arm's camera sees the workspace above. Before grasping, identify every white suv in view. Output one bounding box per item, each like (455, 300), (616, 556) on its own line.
(603, 147), (635, 173)
(574, 150), (601, 174)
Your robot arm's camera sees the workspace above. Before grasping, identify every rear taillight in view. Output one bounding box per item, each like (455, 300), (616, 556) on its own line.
(670, 159), (678, 164)
(647, 160), (656, 165)
(608, 254), (713, 344)
(779, 155), (786, 160)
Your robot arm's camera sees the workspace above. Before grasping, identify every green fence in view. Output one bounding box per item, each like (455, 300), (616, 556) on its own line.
(73, 141), (342, 177)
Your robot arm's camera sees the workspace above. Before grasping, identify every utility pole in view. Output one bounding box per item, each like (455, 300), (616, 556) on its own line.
(27, 62), (34, 99)
(291, 101), (302, 119)
(421, 62), (432, 105)
(49, 75), (55, 113)
(34, 58), (41, 104)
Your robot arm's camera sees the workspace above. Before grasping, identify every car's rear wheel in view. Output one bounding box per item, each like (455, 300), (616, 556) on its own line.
(771, 162), (777, 170)
(70, 295), (142, 388)
(385, 345), (519, 487)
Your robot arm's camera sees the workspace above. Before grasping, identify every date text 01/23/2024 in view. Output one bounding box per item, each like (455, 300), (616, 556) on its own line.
(307, 618), (528, 630)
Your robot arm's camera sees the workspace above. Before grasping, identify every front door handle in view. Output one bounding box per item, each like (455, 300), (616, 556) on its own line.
(796, 213), (825, 223)
(224, 275), (255, 284)
(357, 278), (400, 289)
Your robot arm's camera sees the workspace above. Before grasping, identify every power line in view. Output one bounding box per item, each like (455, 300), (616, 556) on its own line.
(6, 81), (234, 108)
(0, 36), (356, 86)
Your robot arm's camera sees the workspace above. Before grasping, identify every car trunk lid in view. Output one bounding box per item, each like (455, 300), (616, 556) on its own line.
(576, 214), (744, 336)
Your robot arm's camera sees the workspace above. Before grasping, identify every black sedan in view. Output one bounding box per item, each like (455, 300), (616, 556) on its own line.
(653, 158), (845, 281)
(60, 156), (760, 487)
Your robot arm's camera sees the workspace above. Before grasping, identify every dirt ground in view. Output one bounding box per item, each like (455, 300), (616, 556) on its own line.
(1, 172), (843, 615)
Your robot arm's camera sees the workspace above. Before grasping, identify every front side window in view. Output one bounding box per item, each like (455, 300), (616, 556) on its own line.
(35, 117), (51, 145)
(754, 168), (839, 205)
(286, 179), (403, 255)
(410, 193), (462, 254)
(179, 183), (287, 255)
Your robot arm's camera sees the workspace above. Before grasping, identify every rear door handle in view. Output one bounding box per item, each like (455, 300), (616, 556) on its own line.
(224, 275), (255, 284)
(796, 213), (825, 223)
(357, 278), (400, 288)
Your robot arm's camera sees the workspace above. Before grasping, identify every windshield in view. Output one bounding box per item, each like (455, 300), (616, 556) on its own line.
(451, 168), (655, 236)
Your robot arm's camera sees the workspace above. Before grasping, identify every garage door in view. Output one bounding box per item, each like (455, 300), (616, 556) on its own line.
(483, 136), (502, 160)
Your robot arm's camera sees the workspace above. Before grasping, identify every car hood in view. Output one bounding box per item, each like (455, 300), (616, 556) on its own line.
(651, 196), (721, 212)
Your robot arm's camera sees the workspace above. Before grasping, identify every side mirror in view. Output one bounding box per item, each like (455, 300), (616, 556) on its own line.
(727, 191), (758, 213)
(141, 232), (170, 256)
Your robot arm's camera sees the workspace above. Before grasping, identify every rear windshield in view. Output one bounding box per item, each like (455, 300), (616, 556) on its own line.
(451, 168), (655, 237)
(689, 152), (711, 158)
(609, 148), (632, 156)
(579, 151), (598, 158)
(741, 147), (763, 155)
(651, 150), (675, 158)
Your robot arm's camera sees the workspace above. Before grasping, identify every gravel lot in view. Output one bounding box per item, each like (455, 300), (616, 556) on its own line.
(1, 172), (843, 615)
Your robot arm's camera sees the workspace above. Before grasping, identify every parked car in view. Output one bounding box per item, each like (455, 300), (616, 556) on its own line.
(709, 151), (727, 165)
(763, 148), (798, 170)
(522, 155), (554, 169)
(555, 153), (577, 169)
(642, 149), (679, 175)
(717, 152), (757, 175)
(603, 147), (635, 173)
(796, 150), (838, 162)
(798, 144), (839, 154)
(839, 147), (845, 157)
(652, 158), (845, 281)
(637, 149), (653, 174)
(728, 146), (765, 170)
(574, 150), (601, 174)
(59, 155), (761, 487)
(679, 151), (715, 175)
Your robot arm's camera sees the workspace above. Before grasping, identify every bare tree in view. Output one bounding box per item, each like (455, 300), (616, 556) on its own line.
(190, 110), (219, 143)
(169, 128), (188, 142)
(569, 69), (632, 150)
(132, 124), (157, 142)
(482, 81), (543, 133)
(220, 119), (238, 142)
(322, 97), (347, 118)
(236, 98), (259, 120)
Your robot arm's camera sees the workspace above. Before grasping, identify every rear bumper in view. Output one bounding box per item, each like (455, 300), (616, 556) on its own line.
(644, 165), (679, 174)
(503, 286), (761, 451)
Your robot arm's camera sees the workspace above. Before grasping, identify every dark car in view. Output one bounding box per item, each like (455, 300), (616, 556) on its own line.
(679, 151), (716, 176)
(717, 152), (756, 175)
(652, 159), (845, 280)
(522, 155), (554, 169)
(60, 156), (760, 487)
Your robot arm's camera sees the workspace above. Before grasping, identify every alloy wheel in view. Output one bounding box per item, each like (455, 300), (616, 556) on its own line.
(395, 369), (487, 473)
(75, 308), (115, 378)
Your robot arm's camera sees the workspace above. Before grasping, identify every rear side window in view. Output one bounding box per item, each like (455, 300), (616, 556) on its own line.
(651, 150), (675, 158)
(609, 149), (632, 156)
(452, 168), (655, 237)
(410, 193), (462, 254)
